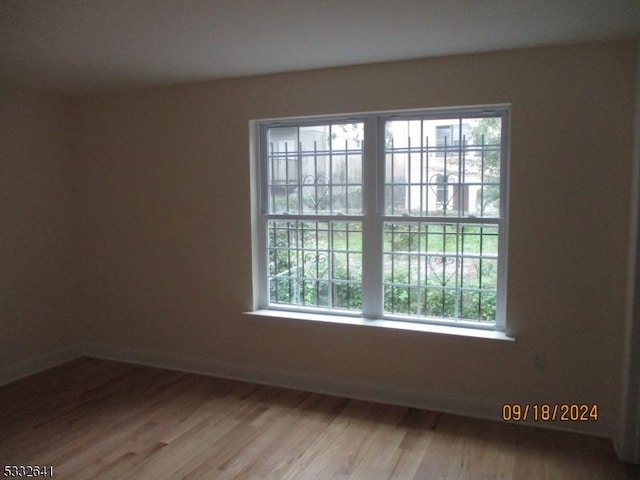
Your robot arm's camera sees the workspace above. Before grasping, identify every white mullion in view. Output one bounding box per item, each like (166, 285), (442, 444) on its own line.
(257, 123), (270, 309)
(407, 130), (412, 214)
(266, 214), (364, 222)
(361, 115), (383, 318)
(297, 127), (303, 214)
(420, 120), (425, 217)
(328, 221), (334, 310)
(329, 125), (333, 215)
(380, 215), (501, 225)
(496, 110), (510, 329)
(454, 221), (461, 321)
(456, 119), (464, 322)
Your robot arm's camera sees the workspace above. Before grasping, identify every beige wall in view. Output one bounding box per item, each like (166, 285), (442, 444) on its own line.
(0, 87), (77, 367)
(51, 39), (639, 435)
(618, 38), (640, 462)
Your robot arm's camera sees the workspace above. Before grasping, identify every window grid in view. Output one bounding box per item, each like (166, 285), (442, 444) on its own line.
(266, 124), (363, 216)
(257, 107), (508, 330)
(267, 221), (363, 312)
(384, 119), (502, 218)
(382, 222), (499, 322)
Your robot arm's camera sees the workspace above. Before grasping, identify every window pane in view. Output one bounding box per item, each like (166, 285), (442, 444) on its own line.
(385, 116), (501, 217)
(267, 123), (363, 215)
(383, 222), (499, 323)
(267, 220), (362, 312)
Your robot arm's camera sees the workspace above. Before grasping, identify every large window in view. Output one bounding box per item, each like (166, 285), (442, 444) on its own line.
(253, 106), (508, 330)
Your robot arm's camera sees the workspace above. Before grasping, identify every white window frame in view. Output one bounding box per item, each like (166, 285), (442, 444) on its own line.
(250, 105), (510, 332)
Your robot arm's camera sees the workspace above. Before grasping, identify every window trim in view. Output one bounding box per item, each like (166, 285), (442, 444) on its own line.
(250, 105), (510, 333)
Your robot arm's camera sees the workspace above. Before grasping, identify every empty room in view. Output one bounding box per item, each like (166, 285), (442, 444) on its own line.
(1, 1), (640, 478)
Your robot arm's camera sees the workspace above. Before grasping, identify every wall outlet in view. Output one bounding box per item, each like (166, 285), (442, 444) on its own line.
(532, 352), (546, 371)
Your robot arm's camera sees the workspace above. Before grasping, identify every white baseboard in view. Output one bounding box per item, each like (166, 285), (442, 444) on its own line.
(83, 341), (500, 415)
(0, 343), (616, 441)
(81, 342), (615, 440)
(0, 345), (82, 387)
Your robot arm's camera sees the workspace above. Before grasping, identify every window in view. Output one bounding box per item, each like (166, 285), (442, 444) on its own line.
(253, 106), (508, 330)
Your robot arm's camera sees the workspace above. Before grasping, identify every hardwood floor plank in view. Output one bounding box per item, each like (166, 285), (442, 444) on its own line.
(0, 357), (638, 480)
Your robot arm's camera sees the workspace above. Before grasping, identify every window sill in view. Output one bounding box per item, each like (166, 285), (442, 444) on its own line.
(243, 309), (515, 347)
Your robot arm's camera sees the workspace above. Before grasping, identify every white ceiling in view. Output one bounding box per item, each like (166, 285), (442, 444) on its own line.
(1, 0), (639, 94)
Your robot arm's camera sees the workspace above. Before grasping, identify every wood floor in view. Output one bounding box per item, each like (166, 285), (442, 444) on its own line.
(0, 358), (637, 479)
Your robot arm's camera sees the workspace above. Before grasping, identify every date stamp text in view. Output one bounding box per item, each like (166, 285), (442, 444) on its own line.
(502, 403), (599, 422)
